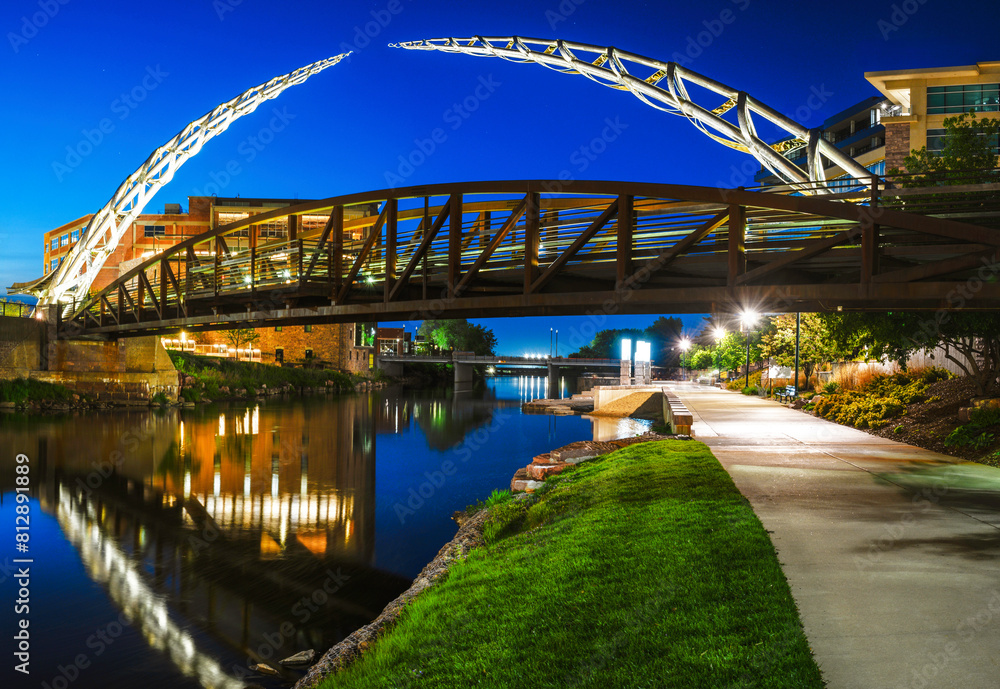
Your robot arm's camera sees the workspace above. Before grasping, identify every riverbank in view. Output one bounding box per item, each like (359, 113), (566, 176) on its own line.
(299, 438), (823, 688)
(170, 351), (384, 403)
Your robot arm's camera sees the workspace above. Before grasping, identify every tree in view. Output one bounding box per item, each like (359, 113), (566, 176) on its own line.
(823, 311), (1000, 396)
(714, 331), (762, 373)
(418, 319), (497, 356)
(645, 316), (684, 367)
(759, 314), (840, 382)
(225, 327), (260, 360)
(890, 110), (1000, 186)
(690, 349), (714, 370)
(569, 328), (645, 359)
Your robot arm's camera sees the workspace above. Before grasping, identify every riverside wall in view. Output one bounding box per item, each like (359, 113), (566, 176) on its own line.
(0, 315), (179, 402)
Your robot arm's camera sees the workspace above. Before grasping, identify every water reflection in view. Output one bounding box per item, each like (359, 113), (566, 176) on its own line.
(0, 377), (640, 689)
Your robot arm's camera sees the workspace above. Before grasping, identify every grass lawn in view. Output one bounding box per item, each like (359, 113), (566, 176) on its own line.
(320, 440), (823, 689)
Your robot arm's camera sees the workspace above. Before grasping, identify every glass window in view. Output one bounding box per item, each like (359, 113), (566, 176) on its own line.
(274, 325), (282, 332)
(928, 84), (1000, 114)
(60, 234), (69, 246)
(71, 230), (80, 242)
(305, 349), (314, 359)
(926, 127), (999, 155)
(144, 225), (166, 237)
(304, 324), (312, 333)
(50, 238), (58, 251)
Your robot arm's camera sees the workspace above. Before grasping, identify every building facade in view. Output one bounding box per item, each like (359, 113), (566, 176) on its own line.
(865, 61), (1000, 171)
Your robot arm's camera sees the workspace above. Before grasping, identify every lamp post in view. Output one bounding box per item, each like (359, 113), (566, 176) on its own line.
(679, 337), (691, 381)
(741, 310), (759, 389)
(550, 327), (553, 358)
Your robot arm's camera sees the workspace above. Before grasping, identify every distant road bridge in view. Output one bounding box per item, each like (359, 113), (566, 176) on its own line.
(48, 175), (1000, 340)
(376, 352), (624, 385)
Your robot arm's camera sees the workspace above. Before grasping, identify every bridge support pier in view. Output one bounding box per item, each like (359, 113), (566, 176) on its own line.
(454, 362), (473, 385)
(547, 362), (559, 399)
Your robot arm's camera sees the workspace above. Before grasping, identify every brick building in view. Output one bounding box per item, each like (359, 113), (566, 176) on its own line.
(41, 196), (379, 373)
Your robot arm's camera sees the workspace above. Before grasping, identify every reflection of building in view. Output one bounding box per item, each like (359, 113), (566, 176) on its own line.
(865, 61), (1000, 171)
(0, 396), (410, 683)
(41, 196), (380, 372)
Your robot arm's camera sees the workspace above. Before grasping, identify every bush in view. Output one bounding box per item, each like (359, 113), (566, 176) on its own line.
(945, 405), (1000, 450)
(0, 378), (73, 404)
(812, 369), (940, 429)
(726, 370), (762, 391)
(151, 391), (168, 406)
(822, 381), (839, 395)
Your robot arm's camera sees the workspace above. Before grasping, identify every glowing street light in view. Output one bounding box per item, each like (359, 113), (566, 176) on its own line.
(679, 337), (691, 381)
(740, 310), (760, 388)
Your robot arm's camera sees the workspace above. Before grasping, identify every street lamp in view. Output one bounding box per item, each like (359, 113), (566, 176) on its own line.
(740, 310), (759, 388)
(679, 337), (691, 380)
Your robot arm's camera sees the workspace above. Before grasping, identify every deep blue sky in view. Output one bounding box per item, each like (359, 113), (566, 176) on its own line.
(2, 0), (997, 354)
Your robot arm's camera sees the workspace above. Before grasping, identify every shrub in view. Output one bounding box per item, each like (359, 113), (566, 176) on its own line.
(812, 369), (939, 429)
(151, 391), (168, 406)
(822, 381), (839, 395)
(0, 378), (73, 404)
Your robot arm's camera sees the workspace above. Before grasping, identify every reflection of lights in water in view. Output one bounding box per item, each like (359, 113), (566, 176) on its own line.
(57, 492), (244, 689)
(243, 474), (250, 496)
(213, 471), (221, 497)
(217, 415), (225, 437)
(183, 471), (191, 499)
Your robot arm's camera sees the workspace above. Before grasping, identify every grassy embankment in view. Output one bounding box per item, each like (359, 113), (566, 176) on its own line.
(320, 440), (823, 689)
(0, 378), (73, 405)
(169, 351), (362, 402)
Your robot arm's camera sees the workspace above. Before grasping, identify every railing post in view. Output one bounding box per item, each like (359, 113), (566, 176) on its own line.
(727, 201), (746, 287)
(448, 194), (463, 298)
(297, 238), (304, 286)
(523, 191), (540, 294)
(332, 205), (344, 297)
(616, 194), (633, 284)
(861, 173), (880, 287)
(384, 198), (397, 302)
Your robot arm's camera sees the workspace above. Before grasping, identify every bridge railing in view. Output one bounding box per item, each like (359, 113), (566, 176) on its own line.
(0, 298), (34, 318)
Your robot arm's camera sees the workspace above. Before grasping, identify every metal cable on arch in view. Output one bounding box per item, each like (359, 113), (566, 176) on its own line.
(392, 36), (873, 193)
(15, 53), (351, 309)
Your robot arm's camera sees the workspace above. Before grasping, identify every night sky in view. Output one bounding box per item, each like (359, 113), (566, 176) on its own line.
(2, 0), (997, 354)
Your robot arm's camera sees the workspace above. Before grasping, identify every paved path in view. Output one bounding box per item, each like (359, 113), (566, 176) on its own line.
(669, 382), (1000, 689)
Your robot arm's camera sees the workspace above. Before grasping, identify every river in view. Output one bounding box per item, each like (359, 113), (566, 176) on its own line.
(0, 376), (649, 689)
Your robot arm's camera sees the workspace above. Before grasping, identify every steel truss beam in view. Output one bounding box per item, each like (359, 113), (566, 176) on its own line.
(393, 36), (873, 191)
(18, 54), (350, 308)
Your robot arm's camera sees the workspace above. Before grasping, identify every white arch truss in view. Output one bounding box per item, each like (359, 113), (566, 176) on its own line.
(393, 36), (873, 193)
(26, 53), (350, 307)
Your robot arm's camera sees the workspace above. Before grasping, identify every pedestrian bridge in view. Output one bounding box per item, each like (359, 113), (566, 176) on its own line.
(45, 175), (1000, 340)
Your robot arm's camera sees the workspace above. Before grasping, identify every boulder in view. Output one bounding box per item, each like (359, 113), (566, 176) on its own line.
(250, 662), (281, 676)
(279, 649), (316, 667)
(527, 463), (570, 480)
(810, 395), (824, 404)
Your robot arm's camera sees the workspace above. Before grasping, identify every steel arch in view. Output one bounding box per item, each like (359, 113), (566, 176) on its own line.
(393, 36), (872, 191)
(25, 54), (350, 308)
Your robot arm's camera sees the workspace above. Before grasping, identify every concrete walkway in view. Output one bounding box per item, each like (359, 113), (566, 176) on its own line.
(668, 382), (1000, 689)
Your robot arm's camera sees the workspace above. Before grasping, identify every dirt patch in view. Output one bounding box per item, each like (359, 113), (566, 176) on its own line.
(590, 391), (663, 420)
